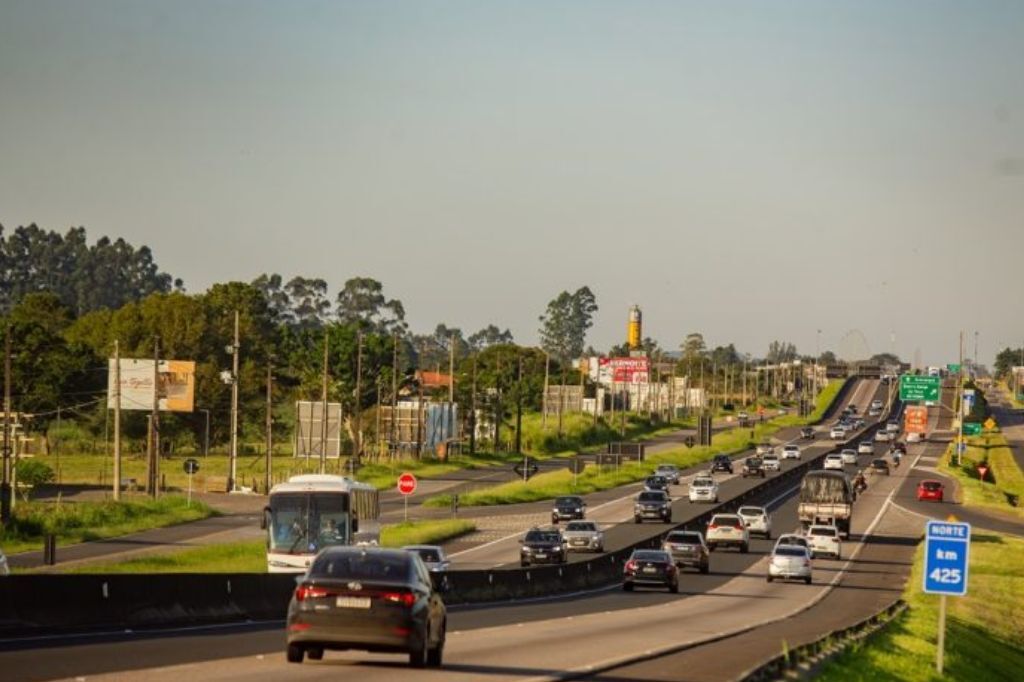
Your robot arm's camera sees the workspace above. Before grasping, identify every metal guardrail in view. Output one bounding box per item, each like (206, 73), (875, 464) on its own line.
(739, 599), (908, 681)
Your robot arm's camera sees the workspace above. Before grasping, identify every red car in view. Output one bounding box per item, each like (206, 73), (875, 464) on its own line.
(917, 480), (944, 502)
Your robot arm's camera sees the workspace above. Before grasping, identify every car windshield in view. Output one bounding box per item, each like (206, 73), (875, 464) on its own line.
(714, 456), (729, 462)
(810, 528), (837, 537)
(566, 522), (595, 531)
(667, 532), (701, 544)
(777, 536), (807, 546)
(774, 546), (806, 557)
(922, 482), (942, 491)
(310, 550), (410, 580)
(712, 515), (741, 526)
(632, 551), (668, 562)
(738, 507), (763, 516)
(693, 479), (714, 487)
(411, 548), (442, 563)
(747, 458), (762, 465)
(638, 492), (666, 502)
(785, 446), (798, 451)
(525, 531), (561, 543)
(873, 459), (887, 466)
(646, 477), (664, 484)
(555, 497), (581, 505)
(657, 465), (676, 472)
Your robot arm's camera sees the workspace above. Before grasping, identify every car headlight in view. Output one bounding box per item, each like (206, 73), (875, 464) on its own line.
(575, 508), (582, 512)
(521, 547), (532, 554)
(552, 546), (562, 552)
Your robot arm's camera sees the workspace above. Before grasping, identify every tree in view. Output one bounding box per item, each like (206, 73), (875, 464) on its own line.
(335, 277), (406, 334)
(467, 324), (513, 351)
(709, 343), (740, 367)
(251, 273), (292, 325)
(818, 350), (838, 365)
(285, 276), (331, 329)
(538, 286), (598, 361)
(994, 347), (1024, 378)
(869, 353), (902, 366)
(766, 340), (798, 363)
(680, 333), (706, 362)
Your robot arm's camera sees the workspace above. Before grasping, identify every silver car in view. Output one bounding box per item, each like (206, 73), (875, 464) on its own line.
(403, 545), (451, 573)
(654, 464), (681, 485)
(767, 544), (812, 584)
(562, 520), (605, 553)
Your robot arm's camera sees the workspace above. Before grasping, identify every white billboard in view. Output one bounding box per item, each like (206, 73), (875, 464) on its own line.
(107, 359), (196, 412)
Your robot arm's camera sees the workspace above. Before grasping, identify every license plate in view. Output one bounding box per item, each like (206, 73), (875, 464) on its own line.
(536, 553), (547, 558)
(336, 596), (370, 609)
(643, 567), (658, 574)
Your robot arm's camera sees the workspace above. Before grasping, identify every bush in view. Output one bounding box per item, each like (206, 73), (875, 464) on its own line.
(16, 459), (55, 495)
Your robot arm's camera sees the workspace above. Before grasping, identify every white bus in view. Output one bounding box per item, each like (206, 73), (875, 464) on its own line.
(262, 474), (381, 573)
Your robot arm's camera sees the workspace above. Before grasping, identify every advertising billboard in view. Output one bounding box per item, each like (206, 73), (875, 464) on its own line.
(904, 405), (929, 434)
(598, 357), (650, 385)
(107, 359), (196, 412)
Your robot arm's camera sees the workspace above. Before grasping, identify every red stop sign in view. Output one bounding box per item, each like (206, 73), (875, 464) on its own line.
(397, 472), (417, 496)
(977, 465), (989, 482)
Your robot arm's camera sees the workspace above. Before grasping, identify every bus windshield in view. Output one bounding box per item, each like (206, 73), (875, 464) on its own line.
(267, 492), (350, 554)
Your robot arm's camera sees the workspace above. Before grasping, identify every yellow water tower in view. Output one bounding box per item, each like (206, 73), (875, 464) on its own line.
(627, 305), (642, 350)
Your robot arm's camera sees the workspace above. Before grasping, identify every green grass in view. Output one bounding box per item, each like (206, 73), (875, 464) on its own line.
(815, 533), (1024, 682)
(940, 435), (1024, 520)
(424, 382), (844, 508)
(0, 495), (215, 555)
(59, 518), (477, 574)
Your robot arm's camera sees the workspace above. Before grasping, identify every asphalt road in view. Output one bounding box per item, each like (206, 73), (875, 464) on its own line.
(1, 382), (922, 682)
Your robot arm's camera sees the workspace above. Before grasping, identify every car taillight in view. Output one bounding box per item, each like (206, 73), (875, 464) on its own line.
(708, 524), (717, 530)
(295, 584), (329, 601)
(381, 591), (416, 607)
(625, 560), (637, 572)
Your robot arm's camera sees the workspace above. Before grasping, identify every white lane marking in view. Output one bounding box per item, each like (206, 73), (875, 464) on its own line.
(0, 619), (280, 646)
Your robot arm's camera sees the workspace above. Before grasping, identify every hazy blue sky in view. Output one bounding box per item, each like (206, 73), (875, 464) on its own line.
(2, 1), (1022, 365)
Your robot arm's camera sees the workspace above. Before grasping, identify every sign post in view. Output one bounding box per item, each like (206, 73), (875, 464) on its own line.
(397, 471), (417, 522)
(182, 458), (199, 508)
(923, 519), (971, 675)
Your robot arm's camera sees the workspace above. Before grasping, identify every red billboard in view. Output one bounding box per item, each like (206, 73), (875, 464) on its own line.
(598, 357), (650, 384)
(904, 405), (928, 434)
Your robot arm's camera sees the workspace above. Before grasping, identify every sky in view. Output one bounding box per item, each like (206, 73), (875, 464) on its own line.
(1, 1), (1022, 366)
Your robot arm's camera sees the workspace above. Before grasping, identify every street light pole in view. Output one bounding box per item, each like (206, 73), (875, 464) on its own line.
(113, 340), (122, 501)
(228, 311), (240, 492)
(1, 327), (11, 524)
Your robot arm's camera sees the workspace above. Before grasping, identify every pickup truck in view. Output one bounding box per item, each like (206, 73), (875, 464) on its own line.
(742, 457), (766, 478)
(797, 471), (853, 538)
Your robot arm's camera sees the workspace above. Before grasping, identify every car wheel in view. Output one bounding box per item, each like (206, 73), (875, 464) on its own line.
(665, 516), (672, 524)
(306, 648), (324, 661)
(669, 579), (679, 594)
(700, 562), (709, 574)
(427, 621), (445, 668)
(409, 626), (429, 668)
(286, 644), (304, 664)
(520, 560), (529, 568)
(708, 544), (716, 552)
(623, 582), (634, 592)
(765, 531), (771, 540)
(552, 517), (558, 524)
(634, 517), (642, 524)
(766, 576), (774, 583)
(741, 543), (749, 554)
(804, 576), (812, 585)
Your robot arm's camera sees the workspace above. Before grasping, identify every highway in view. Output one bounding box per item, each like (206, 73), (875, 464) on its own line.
(0, 378), (929, 682)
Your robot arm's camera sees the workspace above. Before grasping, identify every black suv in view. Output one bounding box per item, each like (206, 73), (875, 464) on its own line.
(643, 475), (670, 493)
(800, 427), (815, 440)
(551, 495), (586, 523)
(711, 454), (733, 474)
(520, 528), (567, 567)
(634, 491), (673, 524)
(742, 457), (766, 478)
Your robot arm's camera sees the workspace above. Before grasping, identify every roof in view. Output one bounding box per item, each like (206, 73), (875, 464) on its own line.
(416, 370), (453, 388)
(269, 474), (376, 495)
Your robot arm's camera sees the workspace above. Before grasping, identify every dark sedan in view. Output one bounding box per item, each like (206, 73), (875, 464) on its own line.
(623, 549), (680, 593)
(286, 547), (447, 668)
(711, 454), (734, 474)
(551, 495), (586, 523)
(520, 528), (567, 566)
(870, 458), (890, 475)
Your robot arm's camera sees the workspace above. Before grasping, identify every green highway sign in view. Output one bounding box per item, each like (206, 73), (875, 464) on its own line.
(962, 422), (981, 436)
(900, 374), (941, 402)
(947, 363), (961, 373)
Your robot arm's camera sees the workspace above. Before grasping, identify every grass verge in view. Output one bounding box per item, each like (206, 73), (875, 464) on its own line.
(815, 533), (1024, 682)
(0, 496), (215, 555)
(59, 518), (477, 574)
(424, 381), (844, 508)
(940, 434), (1024, 520)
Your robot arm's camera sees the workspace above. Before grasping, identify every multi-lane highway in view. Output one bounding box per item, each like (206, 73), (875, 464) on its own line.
(1, 377), (943, 682)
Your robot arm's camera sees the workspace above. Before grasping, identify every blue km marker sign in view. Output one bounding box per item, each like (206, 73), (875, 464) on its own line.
(923, 520), (970, 596)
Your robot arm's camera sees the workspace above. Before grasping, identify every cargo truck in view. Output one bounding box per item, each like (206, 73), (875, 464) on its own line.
(797, 471), (853, 538)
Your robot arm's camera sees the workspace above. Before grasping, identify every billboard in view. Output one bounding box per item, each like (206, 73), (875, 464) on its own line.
(107, 359), (196, 412)
(904, 405), (929, 434)
(295, 401), (343, 459)
(598, 357), (650, 385)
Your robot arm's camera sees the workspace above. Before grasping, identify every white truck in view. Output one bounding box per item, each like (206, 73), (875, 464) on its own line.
(797, 471), (853, 538)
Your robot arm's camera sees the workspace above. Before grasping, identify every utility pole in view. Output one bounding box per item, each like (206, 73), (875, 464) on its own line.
(391, 333), (398, 456)
(1, 326), (11, 524)
(542, 352), (550, 427)
(320, 329), (329, 474)
(494, 354), (502, 449)
(957, 330), (964, 466)
(148, 336), (161, 498)
(469, 355), (477, 455)
(228, 311), (240, 492)
(515, 354), (523, 454)
(113, 340), (122, 501)
(265, 360), (273, 494)
(354, 331), (363, 459)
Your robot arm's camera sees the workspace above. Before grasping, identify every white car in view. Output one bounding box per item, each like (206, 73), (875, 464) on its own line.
(886, 421), (900, 434)
(755, 444), (774, 456)
(762, 453), (781, 472)
(823, 454), (844, 471)
(782, 444), (802, 460)
(767, 544), (812, 584)
(737, 505), (772, 539)
(870, 399), (883, 411)
(907, 432), (923, 443)
(774, 533), (811, 552)
(829, 426), (846, 439)
(857, 441), (874, 455)
(840, 449), (858, 466)
(874, 430), (893, 442)
(402, 545), (451, 573)
(706, 513), (750, 552)
(688, 476), (719, 503)
(806, 524), (842, 559)
(868, 408), (882, 417)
